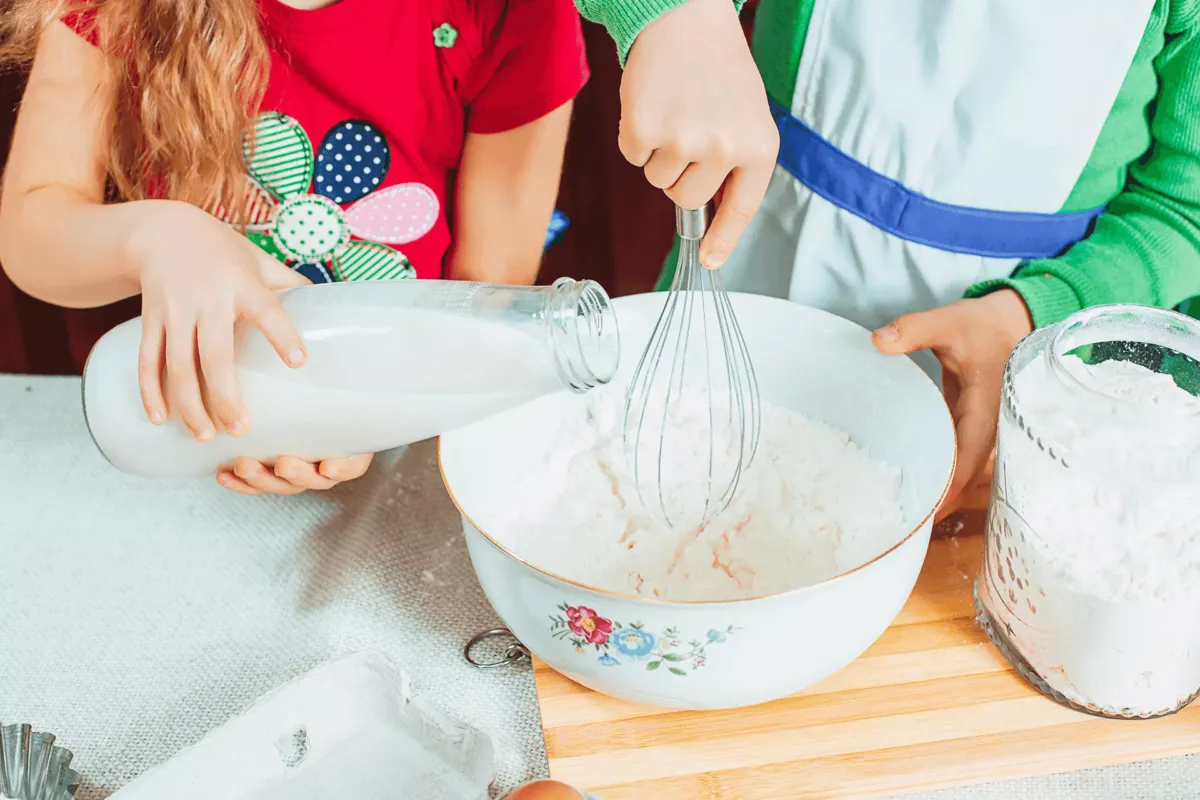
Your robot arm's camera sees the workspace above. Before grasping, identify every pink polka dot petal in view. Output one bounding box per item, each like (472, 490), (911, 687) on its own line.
(344, 183), (439, 245)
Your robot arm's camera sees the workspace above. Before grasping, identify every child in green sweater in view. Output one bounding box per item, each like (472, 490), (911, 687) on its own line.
(581, 0), (1200, 512)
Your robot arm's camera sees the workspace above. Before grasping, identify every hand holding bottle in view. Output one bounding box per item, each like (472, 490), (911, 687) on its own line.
(128, 201), (372, 494)
(130, 200), (308, 438)
(218, 453), (376, 495)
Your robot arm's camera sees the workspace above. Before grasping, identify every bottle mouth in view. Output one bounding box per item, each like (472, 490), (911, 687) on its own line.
(546, 277), (620, 392)
(1045, 304), (1200, 416)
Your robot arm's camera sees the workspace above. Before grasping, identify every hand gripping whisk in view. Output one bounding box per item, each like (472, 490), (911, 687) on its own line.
(623, 205), (762, 531)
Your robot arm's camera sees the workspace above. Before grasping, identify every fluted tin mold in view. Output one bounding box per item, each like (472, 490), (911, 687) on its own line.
(0, 724), (81, 800)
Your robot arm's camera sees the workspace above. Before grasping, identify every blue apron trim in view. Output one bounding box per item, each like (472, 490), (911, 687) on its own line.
(769, 98), (1103, 260)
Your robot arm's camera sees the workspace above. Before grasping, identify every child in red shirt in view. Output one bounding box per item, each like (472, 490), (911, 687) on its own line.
(0, 0), (588, 494)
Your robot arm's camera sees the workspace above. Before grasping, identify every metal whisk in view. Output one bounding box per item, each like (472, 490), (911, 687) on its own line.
(623, 205), (762, 530)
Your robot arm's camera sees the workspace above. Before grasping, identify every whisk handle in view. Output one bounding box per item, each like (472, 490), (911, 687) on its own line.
(676, 205), (710, 241)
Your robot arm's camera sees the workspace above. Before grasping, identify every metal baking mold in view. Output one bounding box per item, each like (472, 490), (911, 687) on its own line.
(0, 723), (81, 800)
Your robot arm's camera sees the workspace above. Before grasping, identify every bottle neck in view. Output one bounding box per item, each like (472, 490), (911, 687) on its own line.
(541, 277), (620, 393)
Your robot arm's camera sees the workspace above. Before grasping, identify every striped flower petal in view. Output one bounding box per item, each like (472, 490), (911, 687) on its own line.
(344, 183), (439, 246)
(208, 178), (276, 226)
(331, 241), (415, 281)
(245, 112), (314, 201)
(314, 120), (390, 206)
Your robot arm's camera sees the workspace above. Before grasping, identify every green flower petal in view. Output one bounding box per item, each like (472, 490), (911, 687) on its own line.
(271, 195), (350, 263)
(246, 230), (289, 265)
(245, 112), (314, 201)
(333, 241), (416, 281)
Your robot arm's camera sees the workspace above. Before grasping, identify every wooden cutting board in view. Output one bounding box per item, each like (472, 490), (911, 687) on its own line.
(533, 499), (1200, 799)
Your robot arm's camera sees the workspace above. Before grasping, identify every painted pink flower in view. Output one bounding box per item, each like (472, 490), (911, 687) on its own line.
(566, 606), (613, 646)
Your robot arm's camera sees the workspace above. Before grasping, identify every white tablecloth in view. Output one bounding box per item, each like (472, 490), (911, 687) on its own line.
(1, 375), (1196, 799)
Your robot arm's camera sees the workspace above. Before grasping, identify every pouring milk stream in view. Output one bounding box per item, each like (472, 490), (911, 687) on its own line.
(82, 278), (619, 477)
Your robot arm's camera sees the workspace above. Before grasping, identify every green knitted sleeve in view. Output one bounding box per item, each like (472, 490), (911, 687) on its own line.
(967, 0), (1200, 326)
(577, 0), (746, 65)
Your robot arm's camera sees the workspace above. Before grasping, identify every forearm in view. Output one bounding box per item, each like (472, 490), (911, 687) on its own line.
(576, 0), (689, 63)
(970, 189), (1200, 327)
(0, 19), (151, 308)
(446, 231), (544, 286)
(446, 166), (552, 284)
(576, 0), (744, 64)
(0, 188), (159, 308)
(449, 104), (572, 285)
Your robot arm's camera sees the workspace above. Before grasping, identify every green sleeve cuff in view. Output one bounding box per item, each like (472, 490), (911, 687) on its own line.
(580, 0), (746, 66)
(965, 267), (1084, 329)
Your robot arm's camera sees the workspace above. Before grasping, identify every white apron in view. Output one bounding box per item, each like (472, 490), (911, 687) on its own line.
(721, 0), (1154, 378)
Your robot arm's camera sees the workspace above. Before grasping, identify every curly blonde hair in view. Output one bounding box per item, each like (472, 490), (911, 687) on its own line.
(1, 0), (269, 219)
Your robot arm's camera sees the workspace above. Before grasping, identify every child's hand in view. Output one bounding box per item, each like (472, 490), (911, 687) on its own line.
(620, 0), (778, 269)
(217, 454), (376, 496)
(871, 290), (1034, 518)
(129, 201), (310, 441)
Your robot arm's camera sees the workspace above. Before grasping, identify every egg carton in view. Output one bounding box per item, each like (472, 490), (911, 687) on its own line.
(0, 723), (81, 800)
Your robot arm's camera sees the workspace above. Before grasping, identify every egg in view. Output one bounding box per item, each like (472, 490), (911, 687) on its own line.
(504, 779), (587, 800)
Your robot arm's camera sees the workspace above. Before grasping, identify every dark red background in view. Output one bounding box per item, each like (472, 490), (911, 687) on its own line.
(1, 8), (757, 375)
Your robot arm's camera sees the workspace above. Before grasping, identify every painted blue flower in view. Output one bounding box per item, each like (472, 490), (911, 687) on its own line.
(598, 655), (620, 667)
(613, 628), (656, 658)
(707, 629), (727, 643)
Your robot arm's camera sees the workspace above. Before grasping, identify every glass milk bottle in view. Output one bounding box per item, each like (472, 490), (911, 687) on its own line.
(976, 304), (1200, 718)
(82, 278), (619, 478)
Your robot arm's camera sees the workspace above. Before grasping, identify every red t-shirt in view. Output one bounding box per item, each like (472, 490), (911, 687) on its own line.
(72, 0), (588, 281)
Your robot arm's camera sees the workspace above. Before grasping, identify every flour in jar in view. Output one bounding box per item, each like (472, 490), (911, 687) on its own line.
(1003, 354), (1200, 601)
(492, 386), (906, 601)
(983, 351), (1200, 716)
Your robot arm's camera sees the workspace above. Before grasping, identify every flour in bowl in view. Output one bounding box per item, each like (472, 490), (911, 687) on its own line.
(492, 386), (906, 601)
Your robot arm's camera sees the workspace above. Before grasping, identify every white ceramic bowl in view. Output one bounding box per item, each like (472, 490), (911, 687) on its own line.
(439, 292), (955, 709)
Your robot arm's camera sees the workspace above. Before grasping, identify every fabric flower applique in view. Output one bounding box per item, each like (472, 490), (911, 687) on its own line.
(221, 113), (439, 284)
(433, 23), (458, 48)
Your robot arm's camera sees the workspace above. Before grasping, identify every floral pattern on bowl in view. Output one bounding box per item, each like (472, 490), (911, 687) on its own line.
(549, 603), (737, 676)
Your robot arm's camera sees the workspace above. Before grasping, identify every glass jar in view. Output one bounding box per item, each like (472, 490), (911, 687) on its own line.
(976, 304), (1200, 719)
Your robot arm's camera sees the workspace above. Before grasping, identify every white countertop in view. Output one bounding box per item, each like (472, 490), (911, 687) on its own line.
(1, 374), (1196, 799)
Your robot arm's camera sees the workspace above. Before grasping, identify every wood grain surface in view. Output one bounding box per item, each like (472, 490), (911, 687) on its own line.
(533, 482), (1200, 799)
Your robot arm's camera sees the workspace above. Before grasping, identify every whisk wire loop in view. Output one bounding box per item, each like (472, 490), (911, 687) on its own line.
(623, 206), (762, 530)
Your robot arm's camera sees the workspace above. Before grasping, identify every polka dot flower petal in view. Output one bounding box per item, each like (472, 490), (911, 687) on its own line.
(245, 231), (290, 266)
(271, 195), (351, 263)
(314, 120), (391, 206)
(344, 183), (440, 246)
(293, 262), (337, 285)
(221, 111), (430, 282)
